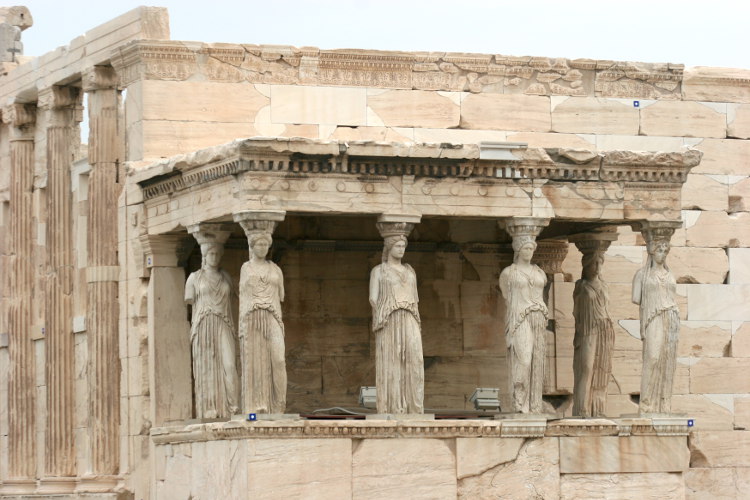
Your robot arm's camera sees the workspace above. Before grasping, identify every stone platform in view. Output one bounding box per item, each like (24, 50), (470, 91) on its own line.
(151, 417), (691, 499)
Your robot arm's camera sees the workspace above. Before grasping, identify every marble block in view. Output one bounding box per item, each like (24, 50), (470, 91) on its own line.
(561, 472), (685, 500)
(559, 435), (689, 473)
(247, 438), (352, 499)
(352, 438), (456, 500)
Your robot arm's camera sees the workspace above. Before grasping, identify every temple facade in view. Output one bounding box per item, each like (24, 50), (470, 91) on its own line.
(0, 6), (749, 499)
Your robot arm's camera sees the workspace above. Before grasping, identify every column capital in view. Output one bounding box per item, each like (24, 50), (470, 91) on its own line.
(532, 239), (569, 275)
(82, 65), (118, 92)
(499, 216), (550, 239)
(37, 86), (81, 110)
(2, 102), (35, 127)
(632, 220), (682, 250)
(139, 233), (192, 269)
(187, 223), (233, 248)
(233, 210), (285, 241)
(569, 228), (619, 255)
(376, 213), (421, 240)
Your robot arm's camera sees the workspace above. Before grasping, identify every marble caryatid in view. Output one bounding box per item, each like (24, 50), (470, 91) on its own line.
(370, 215), (424, 414)
(234, 211), (287, 414)
(632, 221), (681, 416)
(185, 224), (240, 419)
(570, 232), (618, 418)
(499, 218), (549, 414)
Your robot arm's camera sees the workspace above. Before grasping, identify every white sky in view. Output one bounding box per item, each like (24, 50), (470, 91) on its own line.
(17, 0), (750, 69)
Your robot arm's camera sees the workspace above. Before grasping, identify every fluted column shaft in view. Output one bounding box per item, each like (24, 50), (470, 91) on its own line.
(42, 86), (81, 478)
(6, 109), (36, 482)
(45, 127), (75, 475)
(84, 67), (122, 476)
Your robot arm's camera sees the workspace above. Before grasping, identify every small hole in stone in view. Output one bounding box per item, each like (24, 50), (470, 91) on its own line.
(629, 394), (640, 405)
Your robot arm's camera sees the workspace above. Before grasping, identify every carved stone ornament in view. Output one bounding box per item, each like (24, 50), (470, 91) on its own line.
(631, 220), (682, 416)
(82, 65), (118, 92)
(2, 102), (35, 127)
(498, 217), (550, 413)
(37, 86), (81, 110)
(233, 210), (287, 414)
(185, 223), (239, 419)
(532, 239), (569, 276)
(569, 230), (619, 417)
(370, 214), (424, 414)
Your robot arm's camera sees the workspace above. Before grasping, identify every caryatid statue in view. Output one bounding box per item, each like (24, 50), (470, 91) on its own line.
(570, 230), (618, 418)
(498, 217), (550, 414)
(632, 221), (682, 416)
(234, 210), (287, 414)
(370, 214), (424, 414)
(185, 223), (240, 419)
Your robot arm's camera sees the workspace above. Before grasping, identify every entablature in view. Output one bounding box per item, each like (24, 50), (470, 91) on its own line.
(130, 138), (700, 235)
(135, 137), (700, 201)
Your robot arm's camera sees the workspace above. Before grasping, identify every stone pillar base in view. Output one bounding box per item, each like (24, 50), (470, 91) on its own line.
(76, 475), (120, 493)
(37, 476), (78, 494)
(0, 479), (37, 495)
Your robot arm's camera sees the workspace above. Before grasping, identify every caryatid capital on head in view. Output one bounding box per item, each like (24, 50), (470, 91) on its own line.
(233, 210), (286, 249)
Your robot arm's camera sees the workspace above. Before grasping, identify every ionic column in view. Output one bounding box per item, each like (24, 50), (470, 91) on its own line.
(569, 229), (618, 417)
(140, 234), (193, 425)
(498, 217), (550, 414)
(233, 210), (286, 414)
(83, 66), (122, 477)
(3, 102), (37, 494)
(38, 86), (82, 489)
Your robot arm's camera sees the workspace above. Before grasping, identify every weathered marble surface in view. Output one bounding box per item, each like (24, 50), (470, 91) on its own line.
(353, 439), (456, 499)
(561, 472), (686, 500)
(458, 438), (560, 500)
(560, 435), (689, 473)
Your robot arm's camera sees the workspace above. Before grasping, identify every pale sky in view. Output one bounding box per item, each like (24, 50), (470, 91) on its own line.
(17, 0), (750, 69)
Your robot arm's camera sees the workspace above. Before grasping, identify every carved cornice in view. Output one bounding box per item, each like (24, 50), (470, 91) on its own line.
(136, 139), (701, 202)
(150, 417), (688, 445)
(112, 40), (686, 98)
(112, 40), (199, 87)
(600, 150), (701, 184)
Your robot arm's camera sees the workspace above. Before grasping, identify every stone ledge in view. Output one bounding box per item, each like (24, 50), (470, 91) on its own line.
(150, 417), (690, 445)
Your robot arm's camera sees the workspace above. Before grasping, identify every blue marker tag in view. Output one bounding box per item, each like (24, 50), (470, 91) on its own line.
(687, 419), (694, 427)
(633, 101), (640, 108)
(247, 413), (257, 421)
